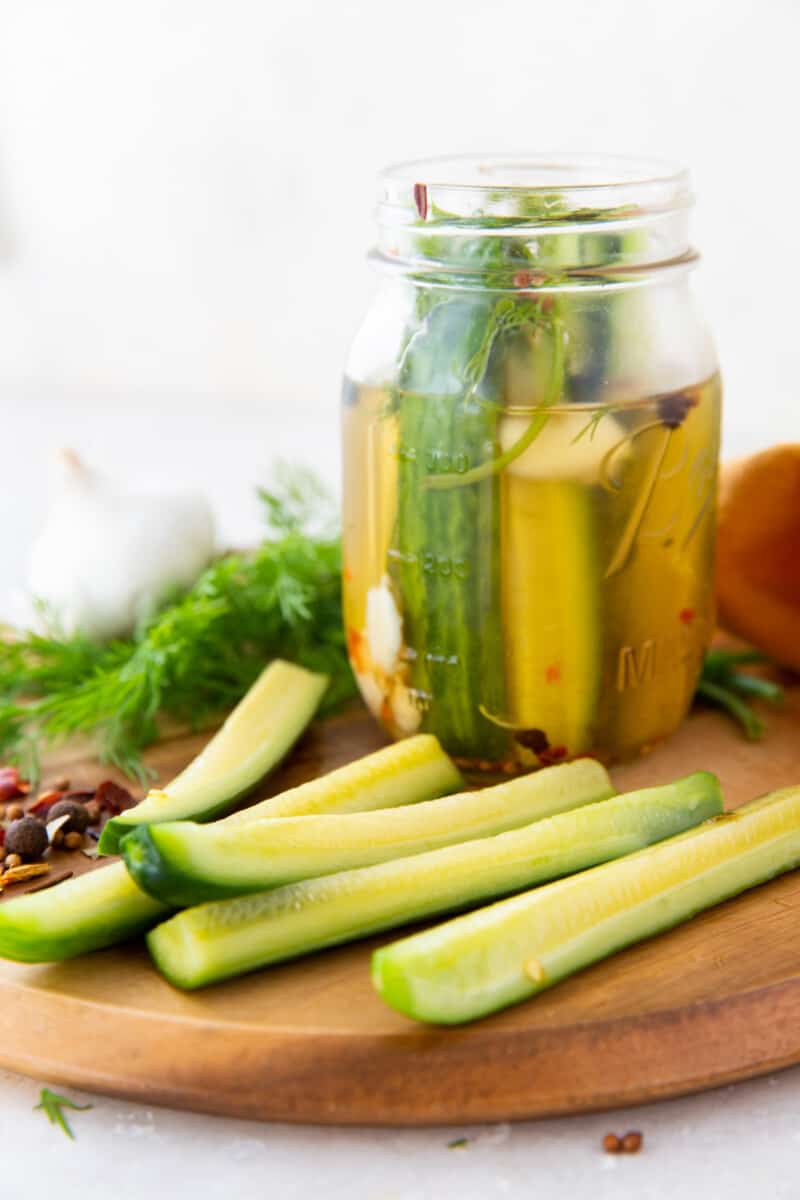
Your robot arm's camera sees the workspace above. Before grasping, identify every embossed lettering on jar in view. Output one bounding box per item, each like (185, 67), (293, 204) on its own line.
(342, 154), (721, 771)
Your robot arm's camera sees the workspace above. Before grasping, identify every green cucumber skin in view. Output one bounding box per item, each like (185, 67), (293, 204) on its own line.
(100, 791), (246, 855)
(147, 772), (720, 990)
(122, 825), (240, 907)
(123, 758), (614, 907)
(0, 737), (461, 965)
(0, 862), (168, 963)
(372, 781), (800, 1026)
(98, 662), (328, 854)
(393, 298), (507, 761)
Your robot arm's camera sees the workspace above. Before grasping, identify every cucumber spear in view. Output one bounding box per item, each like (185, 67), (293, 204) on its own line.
(373, 784), (800, 1025)
(146, 772), (719, 990)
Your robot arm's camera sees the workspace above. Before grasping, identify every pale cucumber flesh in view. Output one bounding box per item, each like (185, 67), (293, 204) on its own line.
(372, 785), (800, 1025)
(0, 737), (460, 964)
(218, 734), (463, 823)
(123, 757), (614, 907)
(147, 771), (720, 989)
(99, 659), (329, 853)
(500, 476), (599, 759)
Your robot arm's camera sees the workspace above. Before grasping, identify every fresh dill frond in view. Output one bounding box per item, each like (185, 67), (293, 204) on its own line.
(34, 1087), (93, 1140)
(0, 472), (356, 783)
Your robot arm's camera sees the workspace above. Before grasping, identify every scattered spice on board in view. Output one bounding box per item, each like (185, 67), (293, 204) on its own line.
(5, 816), (48, 860)
(1, 862), (50, 885)
(94, 780), (135, 815)
(28, 788), (67, 818)
(602, 1130), (644, 1154)
(0, 767), (29, 802)
(34, 1087), (93, 1140)
(0, 769), (137, 891)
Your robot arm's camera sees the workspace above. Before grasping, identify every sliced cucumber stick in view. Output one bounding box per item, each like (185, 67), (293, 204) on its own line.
(148, 771), (720, 989)
(124, 758), (614, 907)
(0, 737), (460, 963)
(373, 784), (800, 1025)
(219, 733), (462, 824)
(99, 659), (329, 853)
(0, 862), (167, 963)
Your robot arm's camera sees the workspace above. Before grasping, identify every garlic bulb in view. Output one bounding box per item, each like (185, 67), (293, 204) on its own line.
(27, 450), (215, 639)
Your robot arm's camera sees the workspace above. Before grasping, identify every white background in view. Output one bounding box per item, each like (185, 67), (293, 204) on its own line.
(0, 0), (799, 591)
(0, 2), (799, 1195)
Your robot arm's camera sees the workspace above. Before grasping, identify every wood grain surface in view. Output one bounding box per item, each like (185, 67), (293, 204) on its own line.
(0, 697), (799, 1126)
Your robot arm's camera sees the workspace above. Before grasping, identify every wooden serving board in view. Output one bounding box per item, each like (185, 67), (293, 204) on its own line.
(0, 697), (799, 1126)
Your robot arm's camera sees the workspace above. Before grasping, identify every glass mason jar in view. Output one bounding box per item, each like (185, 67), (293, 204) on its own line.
(342, 154), (721, 772)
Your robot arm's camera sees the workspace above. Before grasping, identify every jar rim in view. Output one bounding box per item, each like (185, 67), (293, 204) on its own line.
(379, 152), (690, 200)
(374, 152), (695, 286)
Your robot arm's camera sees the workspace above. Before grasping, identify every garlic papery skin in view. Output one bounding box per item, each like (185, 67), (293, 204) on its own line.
(27, 450), (215, 640)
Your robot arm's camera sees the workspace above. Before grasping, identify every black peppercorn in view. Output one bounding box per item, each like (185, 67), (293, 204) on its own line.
(5, 816), (48, 861)
(46, 799), (91, 834)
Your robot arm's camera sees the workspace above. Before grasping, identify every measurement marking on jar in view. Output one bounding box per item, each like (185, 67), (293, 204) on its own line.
(393, 445), (471, 474)
(407, 688), (432, 713)
(405, 645), (461, 669)
(388, 547), (470, 579)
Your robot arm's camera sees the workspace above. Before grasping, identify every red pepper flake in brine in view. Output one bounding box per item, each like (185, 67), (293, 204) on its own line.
(539, 745), (568, 767)
(0, 767), (30, 802)
(347, 627), (369, 673)
(679, 607), (696, 625)
(413, 182), (428, 221)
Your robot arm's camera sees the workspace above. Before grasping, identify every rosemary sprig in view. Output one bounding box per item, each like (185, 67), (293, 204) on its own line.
(696, 649), (784, 740)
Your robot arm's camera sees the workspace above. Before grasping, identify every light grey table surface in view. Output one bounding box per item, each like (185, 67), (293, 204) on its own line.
(2, 1063), (798, 1199)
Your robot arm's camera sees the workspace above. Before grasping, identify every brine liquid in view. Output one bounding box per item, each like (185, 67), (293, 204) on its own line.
(342, 375), (721, 770)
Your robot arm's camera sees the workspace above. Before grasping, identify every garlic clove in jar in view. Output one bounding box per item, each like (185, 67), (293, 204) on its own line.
(365, 576), (403, 675)
(27, 450), (215, 640)
(353, 670), (385, 720)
